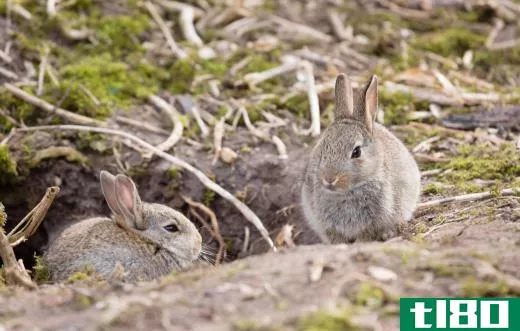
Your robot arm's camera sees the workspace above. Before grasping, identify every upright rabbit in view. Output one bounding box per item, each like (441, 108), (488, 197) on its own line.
(44, 170), (202, 282)
(301, 74), (421, 244)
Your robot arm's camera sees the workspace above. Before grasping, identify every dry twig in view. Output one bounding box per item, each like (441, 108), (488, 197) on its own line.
(270, 15), (333, 43)
(145, 1), (188, 59)
(7, 186), (60, 244)
(147, 95), (184, 155)
(3, 83), (104, 126)
(272, 135), (288, 159)
(0, 66), (18, 80)
(37, 46), (49, 96)
(115, 116), (170, 135)
(182, 196), (226, 264)
(180, 6), (204, 46)
(0, 187), (58, 290)
(415, 188), (519, 214)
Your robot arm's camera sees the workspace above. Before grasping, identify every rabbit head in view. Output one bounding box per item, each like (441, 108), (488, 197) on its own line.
(99, 170), (202, 268)
(308, 74), (381, 193)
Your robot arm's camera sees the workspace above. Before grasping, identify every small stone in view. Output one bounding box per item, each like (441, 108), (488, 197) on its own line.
(198, 46), (216, 60)
(367, 266), (397, 282)
(220, 147), (238, 164)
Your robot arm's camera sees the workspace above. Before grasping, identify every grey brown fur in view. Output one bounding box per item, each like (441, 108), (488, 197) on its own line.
(44, 171), (202, 282)
(301, 74), (421, 244)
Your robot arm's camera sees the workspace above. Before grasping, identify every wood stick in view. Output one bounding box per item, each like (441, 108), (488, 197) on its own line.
(272, 135), (288, 159)
(144, 1), (188, 59)
(47, 0), (57, 16)
(115, 116), (170, 135)
(0, 205), (36, 290)
(301, 61), (321, 137)
(0, 66), (18, 80)
(327, 10), (351, 40)
(147, 95), (184, 154)
(182, 196), (226, 264)
(7, 186), (60, 244)
(416, 188), (518, 211)
(180, 7), (204, 46)
(3, 83), (104, 126)
(270, 15), (333, 43)
(14, 125), (276, 250)
(37, 46), (49, 96)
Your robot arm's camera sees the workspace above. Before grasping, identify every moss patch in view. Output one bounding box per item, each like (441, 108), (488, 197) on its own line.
(413, 28), (486, 57)
(379, 89), (428, 125)
(423, 261), (474, 278)
(50, 53), (160, 118)
(461, 277), (513, 297)
(168, 59), (197, 94)
(297, 307), (359, 331)
(67, 265), (99, 283)
(92, 14), (150, 56)
(355, 282), (385, 308)
(423, 182), (446, 196)
(28, 146), (90, 168)
(0, 144), (18, 186)
(439, 143), (520, 193)
(0, 202), (6, 228)
(33, 255), (50, 283)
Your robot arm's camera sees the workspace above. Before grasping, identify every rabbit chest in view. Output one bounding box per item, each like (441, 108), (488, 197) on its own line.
(310, 179), (396, 242)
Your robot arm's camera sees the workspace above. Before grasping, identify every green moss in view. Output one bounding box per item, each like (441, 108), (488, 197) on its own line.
(425, 262), (474, 278)
(239, 54), (284, 92)
(355, 282), (385, 308)
(73, 291), (94, 308)
(457, 7), (495, 23)
(461, 277), (513, 297)
(379, 90), (415, 125)
(76, 132), (110, 153)
(0, 86), (38, 123)
(53, 54), (158, 117)
(199, 58), (229, 78)
(28, 146), (90, 168)
(0, 144), (18, 186)
(243, 54), (278, 73)
(203, 189), (216, 206)
(282, 95), (309, 118)
(168, 59), (196, 94)
(474, 46), (520, 71)
(167, 166), (183, 179)
(413, 28), (486, 57)
(240, 145), (252, 153)
(92, 15), (149, 55)
(0, 202), (6, 228)
(440, 143), (520, 192)
(0, 267), (5, 289)
(67, 265), (97, 283)
(393, 126), (441, 148)
(423, 182), (445, 195)
(33, 255), (50, 283)
(297, 307), (359, 331)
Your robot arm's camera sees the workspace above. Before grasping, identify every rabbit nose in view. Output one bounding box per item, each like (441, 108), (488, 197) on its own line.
(321, 177), (339, 189)
(320, 169), (339, 189)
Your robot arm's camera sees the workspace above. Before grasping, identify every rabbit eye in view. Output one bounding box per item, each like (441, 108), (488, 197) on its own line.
(163, 224), (179, 233)
(351, 146), (361, 158)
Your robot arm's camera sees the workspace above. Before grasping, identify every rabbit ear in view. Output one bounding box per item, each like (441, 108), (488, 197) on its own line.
(360, 75), (378, 134)
(114, 175), (147, 230)
(334, 73), (354, 120)
(100, 170), (124, 217)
